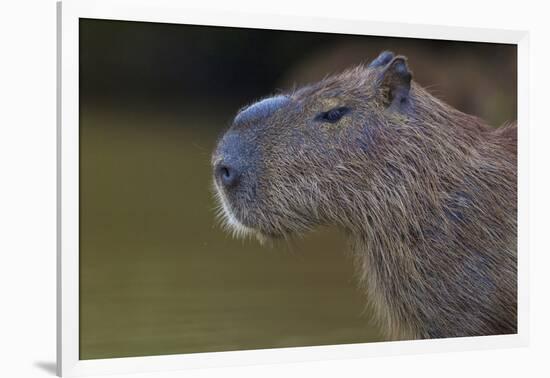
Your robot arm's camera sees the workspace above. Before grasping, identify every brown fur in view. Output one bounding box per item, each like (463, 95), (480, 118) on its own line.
(212, 52), (517, 340)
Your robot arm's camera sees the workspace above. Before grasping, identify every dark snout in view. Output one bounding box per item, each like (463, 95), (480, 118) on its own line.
(213, 131), (259, 193)
(212, 95), (296, 235)
(214, 95), (291, 192)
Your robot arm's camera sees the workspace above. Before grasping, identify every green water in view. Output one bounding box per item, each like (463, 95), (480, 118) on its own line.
(79, 105), (382, 360)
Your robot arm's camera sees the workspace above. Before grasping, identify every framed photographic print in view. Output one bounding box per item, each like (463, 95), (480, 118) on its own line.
(57, 0), (529, 376)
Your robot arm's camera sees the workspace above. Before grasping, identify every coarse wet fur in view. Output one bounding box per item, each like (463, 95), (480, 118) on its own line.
(211, 51), (517, 340)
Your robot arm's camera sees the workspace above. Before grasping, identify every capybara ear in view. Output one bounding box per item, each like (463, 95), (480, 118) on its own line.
(368, 51), (395, 68)
(378, 56), (412, 111)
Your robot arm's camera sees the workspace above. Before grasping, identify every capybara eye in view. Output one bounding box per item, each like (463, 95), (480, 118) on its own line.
(315, 106), (351, 123)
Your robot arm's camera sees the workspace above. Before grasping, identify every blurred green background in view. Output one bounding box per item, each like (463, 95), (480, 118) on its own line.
(79, 18), (517, 359)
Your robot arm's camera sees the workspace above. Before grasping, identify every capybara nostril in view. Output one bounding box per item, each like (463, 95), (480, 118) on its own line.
(215, 163), (240, 188)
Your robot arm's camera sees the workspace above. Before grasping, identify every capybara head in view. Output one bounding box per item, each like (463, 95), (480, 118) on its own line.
(212, 50), (517, 339)
(211, 51), (483, 241)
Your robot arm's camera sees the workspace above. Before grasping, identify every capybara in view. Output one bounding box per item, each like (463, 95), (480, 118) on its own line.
(211, 51), (517, 340)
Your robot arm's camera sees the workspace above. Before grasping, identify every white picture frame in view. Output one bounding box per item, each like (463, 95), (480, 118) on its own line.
(57, 0), (530, 376)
